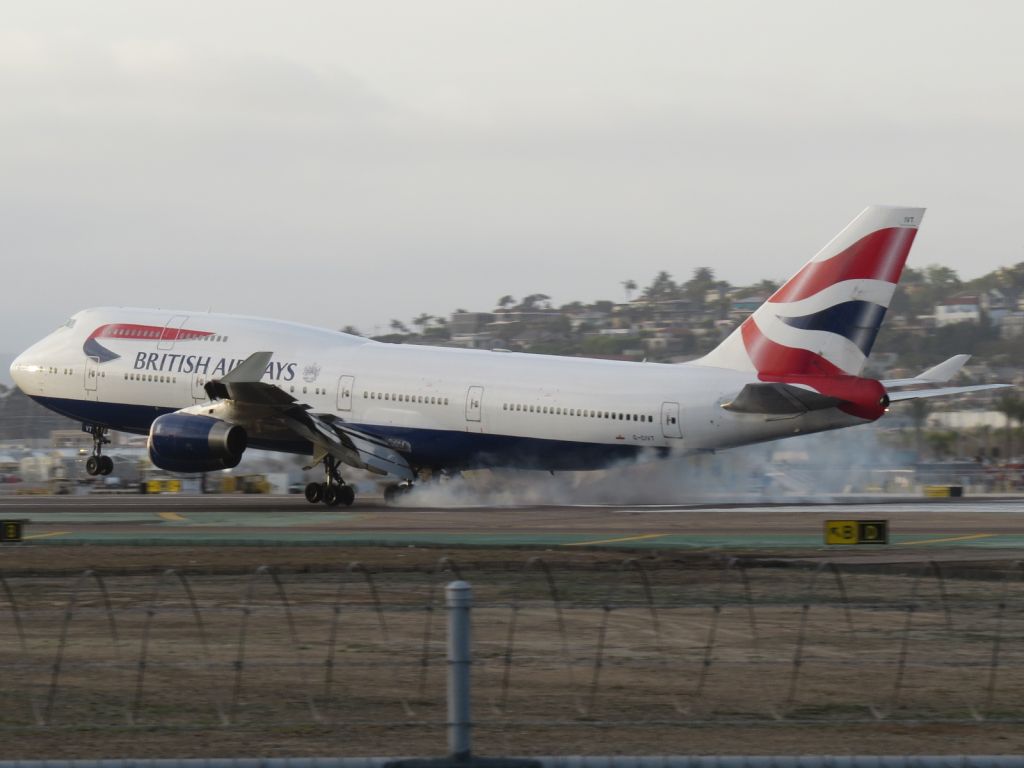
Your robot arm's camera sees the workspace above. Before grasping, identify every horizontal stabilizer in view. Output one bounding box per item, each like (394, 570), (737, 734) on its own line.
(882, 354), (971, 388)
(722, 382), (843, 415)
(888, 383), (1012, 403)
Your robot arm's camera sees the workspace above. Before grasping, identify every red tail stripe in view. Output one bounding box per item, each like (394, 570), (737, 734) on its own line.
(741, 321), (885, 420)
(740, 318), (844, 377)
(769, 227), (917, 304)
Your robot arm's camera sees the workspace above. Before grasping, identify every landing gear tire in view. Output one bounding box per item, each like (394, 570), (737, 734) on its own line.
(338, 485), (355, 507)
(304, 482), (323, 504)
(84, 424), (113, 478)
(304, 456), (356, 507)
(322, 485), (339, 507)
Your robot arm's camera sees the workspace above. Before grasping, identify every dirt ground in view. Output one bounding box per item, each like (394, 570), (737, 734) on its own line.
(1, 544), (1023, 759)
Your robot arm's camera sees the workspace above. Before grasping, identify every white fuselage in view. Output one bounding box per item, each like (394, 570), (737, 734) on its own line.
(10, 307), (866, 472)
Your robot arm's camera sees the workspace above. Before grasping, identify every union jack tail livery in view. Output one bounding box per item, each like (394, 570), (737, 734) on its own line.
(699, 206), (924, 377)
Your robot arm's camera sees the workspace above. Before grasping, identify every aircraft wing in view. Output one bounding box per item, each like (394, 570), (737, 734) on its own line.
(203, 351), (415, 481)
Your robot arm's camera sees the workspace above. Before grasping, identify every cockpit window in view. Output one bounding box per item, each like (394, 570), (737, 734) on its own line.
(64, 318), (76, 329)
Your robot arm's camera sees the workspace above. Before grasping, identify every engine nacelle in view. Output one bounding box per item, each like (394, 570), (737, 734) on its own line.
(148, 413), (247, 473)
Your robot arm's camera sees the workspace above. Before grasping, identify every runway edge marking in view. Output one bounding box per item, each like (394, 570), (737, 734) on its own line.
(22, 531), (72, 541)
(564, 533), (667, 547)
(900, 532), (996, 546)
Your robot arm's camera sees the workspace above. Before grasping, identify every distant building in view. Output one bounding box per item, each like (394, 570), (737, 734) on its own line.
(449, 312), (495, 335)
(730, 295), (767, 318)
(1000, 312), (1024, 338)
(51, 429), (95, 450)
(935, 294), (981, 327)
(449, 312), (495, 348)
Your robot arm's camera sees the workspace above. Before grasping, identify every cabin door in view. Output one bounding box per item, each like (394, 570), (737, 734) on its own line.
(84, 356), (100, 401)
(465, 386), (484, 432)
(192, 371), (209, 403)
(661, 401), (682, 439)
(159, 315), (189, 350)
(337, 375), (355, 412)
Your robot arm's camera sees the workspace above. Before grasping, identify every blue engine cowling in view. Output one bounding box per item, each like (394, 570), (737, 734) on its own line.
(148, 413), (247, 473)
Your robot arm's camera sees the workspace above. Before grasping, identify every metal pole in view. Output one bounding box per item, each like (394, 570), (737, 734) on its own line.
(446, 580), (473, 762)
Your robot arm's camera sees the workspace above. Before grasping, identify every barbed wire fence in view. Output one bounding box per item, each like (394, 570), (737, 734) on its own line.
(1, 557), (1023, 733)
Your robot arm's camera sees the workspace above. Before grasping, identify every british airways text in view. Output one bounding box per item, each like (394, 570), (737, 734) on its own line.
(133, 353), (297, 381)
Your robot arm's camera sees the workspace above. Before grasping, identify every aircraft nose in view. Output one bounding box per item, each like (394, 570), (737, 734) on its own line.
(9, 345), (42, 393)
(9, 352), (26, 390)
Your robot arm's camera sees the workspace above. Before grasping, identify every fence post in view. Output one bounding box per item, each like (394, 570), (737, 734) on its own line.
(447, 580), (473, 762)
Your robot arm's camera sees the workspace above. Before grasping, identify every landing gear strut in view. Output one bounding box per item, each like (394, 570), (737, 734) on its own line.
(304, 455), (355, 507)
(83, 424), (113, 477)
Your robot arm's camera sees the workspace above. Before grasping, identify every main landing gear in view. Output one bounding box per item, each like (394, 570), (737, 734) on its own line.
(83, 424), (114, 477)
(304, 455), (355, 507)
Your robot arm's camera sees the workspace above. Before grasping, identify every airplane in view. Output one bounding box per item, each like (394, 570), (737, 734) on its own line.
(9, 205), (1009, 505)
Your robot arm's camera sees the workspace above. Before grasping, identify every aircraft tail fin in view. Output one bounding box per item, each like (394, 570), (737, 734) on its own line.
(697, 205), (925, 377)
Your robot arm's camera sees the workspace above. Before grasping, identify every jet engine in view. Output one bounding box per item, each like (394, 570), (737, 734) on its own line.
(148, 413), (247, 473)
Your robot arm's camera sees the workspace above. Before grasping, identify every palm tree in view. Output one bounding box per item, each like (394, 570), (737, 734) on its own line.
(519, 294), (551, 310)
(621, 279), (637, 302)
(751, 278), (780, 297)
(412, 313), (434, 333)
(643, 271), (677, 301)
(389, 319), (409, 334)
(497, 295), (515, 309)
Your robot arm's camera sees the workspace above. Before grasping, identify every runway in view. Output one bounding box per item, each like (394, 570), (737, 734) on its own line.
(3, 493), (1024, 554)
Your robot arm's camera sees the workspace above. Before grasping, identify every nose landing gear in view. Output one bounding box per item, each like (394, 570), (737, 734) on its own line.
(83, 424), (113, 476)
(304, 455), (355, 507)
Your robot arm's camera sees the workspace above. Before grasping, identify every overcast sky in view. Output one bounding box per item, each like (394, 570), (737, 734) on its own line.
(2, 0), (1023, 373)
